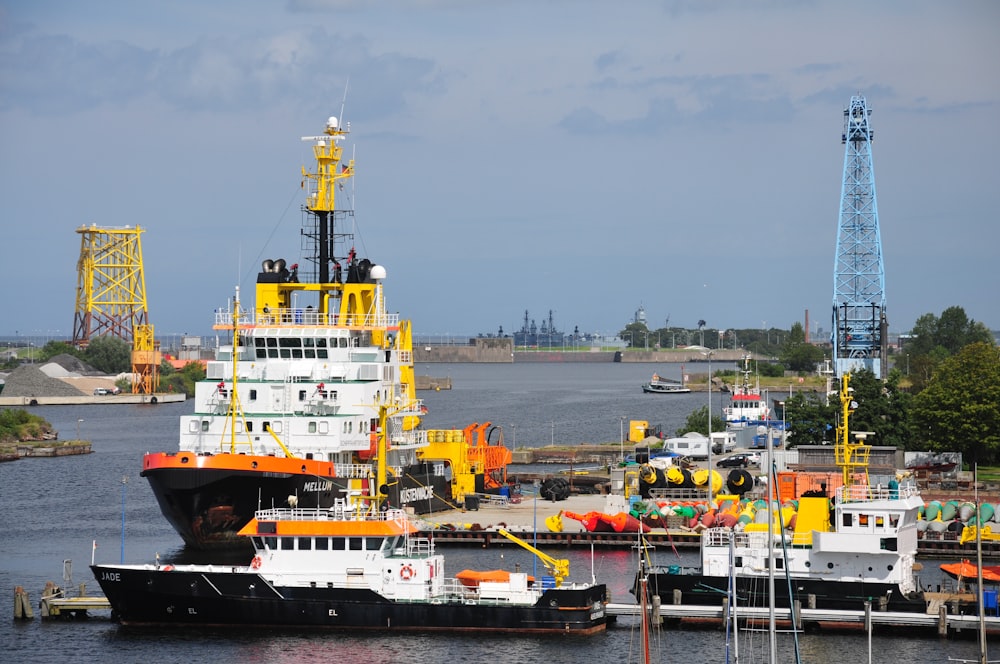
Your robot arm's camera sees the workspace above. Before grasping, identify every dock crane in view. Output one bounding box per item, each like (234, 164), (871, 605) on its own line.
(832, 95), (888, 379)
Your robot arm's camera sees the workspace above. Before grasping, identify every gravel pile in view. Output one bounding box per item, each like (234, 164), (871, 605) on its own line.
(2, 364), (90, 397)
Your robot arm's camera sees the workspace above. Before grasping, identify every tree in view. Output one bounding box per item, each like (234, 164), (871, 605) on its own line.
(784, 391), (837, 447)
(39, 340), (82, 362)
(83, 335), (132, 374)
(160, 361), (206, 397)
(678, 405), (725, 437)
(839, 369), (913, 449)
(904, 306), (994, 392)
(911, 342), (1000, 465)
(779, 322), (826, 372)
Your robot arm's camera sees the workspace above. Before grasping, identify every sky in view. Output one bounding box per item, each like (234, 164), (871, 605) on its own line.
(2, 1), (998, 347)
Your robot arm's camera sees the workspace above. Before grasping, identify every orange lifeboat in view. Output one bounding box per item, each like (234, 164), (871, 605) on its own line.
(456, 569), (535, 588)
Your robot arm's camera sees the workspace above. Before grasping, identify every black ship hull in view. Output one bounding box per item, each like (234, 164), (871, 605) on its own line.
(143, 463), (453, 550)
(638, 570), (926, 613)
(92, 566), (608, 634)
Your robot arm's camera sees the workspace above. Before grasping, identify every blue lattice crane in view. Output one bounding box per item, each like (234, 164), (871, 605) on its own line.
(832, 95), (888, 379)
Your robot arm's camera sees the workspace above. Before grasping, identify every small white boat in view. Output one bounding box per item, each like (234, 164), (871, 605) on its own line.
(641, 373), (691, 394)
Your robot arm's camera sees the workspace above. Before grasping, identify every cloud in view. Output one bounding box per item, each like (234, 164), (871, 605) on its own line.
(1, 24), (438, 117)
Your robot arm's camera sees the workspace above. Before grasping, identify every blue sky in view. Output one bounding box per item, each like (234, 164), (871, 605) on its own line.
(2, 1), (998, 346)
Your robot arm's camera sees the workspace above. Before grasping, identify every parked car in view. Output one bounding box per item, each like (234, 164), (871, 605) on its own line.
(93, 387), (121, 395)
(717, 452), (760, 468)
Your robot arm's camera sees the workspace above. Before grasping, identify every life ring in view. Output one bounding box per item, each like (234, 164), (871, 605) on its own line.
(161, 564), (174, 572)
(399, 564), (415, 580)
(250, 555), (263, 570)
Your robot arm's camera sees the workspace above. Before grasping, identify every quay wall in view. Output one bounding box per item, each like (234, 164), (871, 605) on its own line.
(414, 338), (752, 364)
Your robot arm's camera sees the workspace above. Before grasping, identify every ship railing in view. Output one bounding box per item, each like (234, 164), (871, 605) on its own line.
(836, 483), (919, 503)
(334, 463), (375, 479)
(254, 506), (411, 523)
(216, 308), (400, 328)
(704, 528), (767, 549)
(390, 429), (428, 449)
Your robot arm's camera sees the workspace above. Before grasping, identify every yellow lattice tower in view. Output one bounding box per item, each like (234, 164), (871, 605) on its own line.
(73, 225), (159, 393)
(73, 225), (150, 345)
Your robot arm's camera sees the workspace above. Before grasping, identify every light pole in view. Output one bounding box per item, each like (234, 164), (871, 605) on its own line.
(703, 350), (715, 497)
(532, 479), (540, 579)
(76, 419), (84, 440)
(619, 416), (625, 463)
(550, 422), (555, 447)
(511, 424), (516, 452)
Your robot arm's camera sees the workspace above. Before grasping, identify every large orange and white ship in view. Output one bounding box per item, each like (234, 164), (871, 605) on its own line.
(142, 116), (510, 549)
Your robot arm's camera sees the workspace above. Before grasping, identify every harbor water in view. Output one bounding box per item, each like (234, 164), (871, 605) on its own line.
(0, 362), (989, 663)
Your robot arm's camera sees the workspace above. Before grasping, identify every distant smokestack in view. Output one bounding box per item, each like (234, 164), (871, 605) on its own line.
(805, 309), (810, 343)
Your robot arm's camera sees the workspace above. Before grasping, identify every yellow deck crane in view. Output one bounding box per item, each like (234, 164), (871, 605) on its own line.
(496, 528), (570, 587)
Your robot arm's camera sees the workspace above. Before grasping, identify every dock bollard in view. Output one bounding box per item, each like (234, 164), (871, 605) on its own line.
(40, 581), (63, 618)
(13, 586), (34, 620)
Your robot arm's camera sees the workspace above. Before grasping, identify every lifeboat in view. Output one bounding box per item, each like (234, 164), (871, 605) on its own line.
(456, 569), (536, 588)
(940, 560), (1000, 583)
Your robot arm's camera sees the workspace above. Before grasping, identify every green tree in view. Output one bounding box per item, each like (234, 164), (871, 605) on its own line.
(784, 391), (837, 447)
(779, 322), (826, 372)
(38, 340), (82, 362)
(160, 361), (206, 397)
(840, 369), (913, 449)
(617, 321), (649, 349)
(678, 405), (725, 437)
(911, 342), (1000, 465)
(83, 335), (132, 374)
(904, 306), (994, 392)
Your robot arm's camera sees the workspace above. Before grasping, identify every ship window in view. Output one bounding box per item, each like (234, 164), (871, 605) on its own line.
(280, 348), (291, 358)
(316, 338), (327, 348)
(734, 556), (743, 567)
(859, 514), (869, 526)
(268, 349), (278, 358)
(256, 348), (267, 359)
(255, 338), (266, 348)
(889, 514), (899, 527)
(264, 536), (277, 549)
(317, 349), (328, 359)
(315, 537), (329, 550)
(349, 538), (363, 551)
(298, 537), (312, 550)
(266, 338), (277, 347)
(366, 538), (383, 550)
(246, 421), (253, 432)
(305, 349), (315, 358)
(304, 338), (315, 348)
(880, 538), (898, 551)
(279, 338), (301, 348)
(842, 513), (853, 528)
(875, 516), (884, 528)
(309, 422), (317, 433)
(292, 349), (303, 358)
(340, 338), (349, 348)
(251, 537), (263, 549)
(249, 389), (257, 401)
(299, 390), (307, 400)
(332, 538), (345, 551)
(281, 537), (294, 551)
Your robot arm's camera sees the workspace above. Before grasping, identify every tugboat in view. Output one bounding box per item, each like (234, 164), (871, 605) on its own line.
(722, 354), (770, 425)
(142, 116), (489, 549)
(96, 408), (608, 634)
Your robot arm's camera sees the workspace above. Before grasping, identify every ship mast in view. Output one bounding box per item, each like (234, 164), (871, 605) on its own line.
(834, 373), (871, 489)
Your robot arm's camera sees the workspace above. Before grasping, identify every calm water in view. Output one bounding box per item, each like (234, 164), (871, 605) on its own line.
(0, 363), (989, 663)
